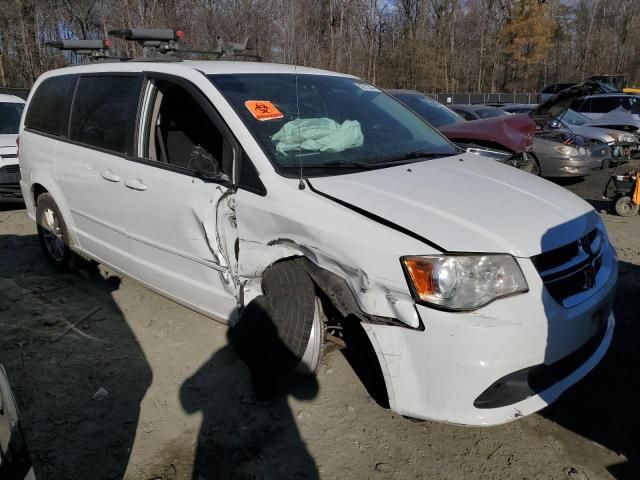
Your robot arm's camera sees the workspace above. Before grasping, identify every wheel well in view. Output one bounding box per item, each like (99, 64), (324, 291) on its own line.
(280, 257), (390, 408)
(32, 184), (48, 205)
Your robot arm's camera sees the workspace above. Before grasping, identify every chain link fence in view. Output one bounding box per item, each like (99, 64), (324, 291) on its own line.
(426, 92), (538, 105)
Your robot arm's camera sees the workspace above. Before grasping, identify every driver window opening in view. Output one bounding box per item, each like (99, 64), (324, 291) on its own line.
(145, 80), (232, 177)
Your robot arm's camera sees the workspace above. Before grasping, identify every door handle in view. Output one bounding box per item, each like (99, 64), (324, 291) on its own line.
(124, 178), (148, 191)
(100, 170), (120, 182)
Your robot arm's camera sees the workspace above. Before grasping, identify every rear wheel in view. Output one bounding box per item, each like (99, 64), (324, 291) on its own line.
(614, 195), (639, 217)
(36, 193), (77, 272)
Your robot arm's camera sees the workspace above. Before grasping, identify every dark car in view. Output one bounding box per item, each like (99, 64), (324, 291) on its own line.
(448, 104), (509, 121)
(537, 82), (581, 104)
(501, 104), (537, 115)
(388, 90), (535, 170)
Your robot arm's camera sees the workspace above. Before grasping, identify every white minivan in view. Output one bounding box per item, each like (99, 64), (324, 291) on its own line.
(18, 60), (617, 426)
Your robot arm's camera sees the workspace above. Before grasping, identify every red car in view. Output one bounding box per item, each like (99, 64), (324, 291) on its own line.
(388, 90), (536, 172)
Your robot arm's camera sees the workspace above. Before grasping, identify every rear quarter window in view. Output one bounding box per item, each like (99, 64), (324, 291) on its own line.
(25, 75), (77, 136)
(69, 75), (142, 155)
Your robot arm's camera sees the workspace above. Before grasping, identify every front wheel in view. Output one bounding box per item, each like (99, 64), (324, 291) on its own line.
(36, 193), (78, 272)
(527, 153), (542, 176)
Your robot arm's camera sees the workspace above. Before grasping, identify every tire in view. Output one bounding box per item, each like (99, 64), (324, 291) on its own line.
(530, 156), (542, 177)
(614, 196), (639, 217)
(36, 193), (78, 272)
(230, 260), (324, 398)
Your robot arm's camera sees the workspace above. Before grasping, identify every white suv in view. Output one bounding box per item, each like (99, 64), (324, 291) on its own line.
(0, 94), (25, 200)
(18, 59), (617, 426)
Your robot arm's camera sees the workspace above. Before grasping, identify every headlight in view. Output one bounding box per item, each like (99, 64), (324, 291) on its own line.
(401, 254), (528, 311)
(620, 134), (638, 143)
(607, 132), (638, 143)
(554, 145), (579, 157)
(466, 147), (512, 162)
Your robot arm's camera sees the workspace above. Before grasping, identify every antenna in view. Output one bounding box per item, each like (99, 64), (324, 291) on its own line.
(295, 65), (305, 190)
(46, 39), (113, 60)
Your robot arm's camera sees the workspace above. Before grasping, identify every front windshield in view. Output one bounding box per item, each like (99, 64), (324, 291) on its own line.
(209, 74), (458, 175)
(559, 109), (590, 126)
(391, 93), (462, 127)
(0, 102), (24, 135)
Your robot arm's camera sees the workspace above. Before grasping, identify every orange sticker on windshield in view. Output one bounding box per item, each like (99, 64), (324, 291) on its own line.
(245, 101), (284, 121)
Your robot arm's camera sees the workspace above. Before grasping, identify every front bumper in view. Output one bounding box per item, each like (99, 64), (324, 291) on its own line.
(363, 249), (617, 426)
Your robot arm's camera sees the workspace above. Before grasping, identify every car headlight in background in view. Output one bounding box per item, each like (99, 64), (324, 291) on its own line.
(554, 145), (580, 157)
(466, 147), (513, 162)
(402, 254), (528, 311)
(607, 131), (639, 143)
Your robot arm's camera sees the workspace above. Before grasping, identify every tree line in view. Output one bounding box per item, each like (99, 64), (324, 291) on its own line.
(1, 0), (638, 93)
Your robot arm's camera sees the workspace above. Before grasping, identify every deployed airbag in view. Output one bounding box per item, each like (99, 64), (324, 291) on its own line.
(272, 118), (364, 154)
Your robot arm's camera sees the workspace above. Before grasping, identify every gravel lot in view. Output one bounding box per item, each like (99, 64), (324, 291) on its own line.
(0, 164), (638, 480)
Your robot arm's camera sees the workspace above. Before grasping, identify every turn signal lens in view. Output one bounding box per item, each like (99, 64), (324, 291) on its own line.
(404, 257), (434, 298)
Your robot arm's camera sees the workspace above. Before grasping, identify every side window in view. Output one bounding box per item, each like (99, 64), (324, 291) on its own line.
(25, 75), (76, 136)
(143, 79), (232, 178)
(70, 75), (142, 155)
(589, 97), (621, 114)
(630, 97), (640, 115)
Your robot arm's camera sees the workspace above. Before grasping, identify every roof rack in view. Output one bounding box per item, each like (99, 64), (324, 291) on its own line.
(46, 39), (113, 60)
(108, 28), (183, 57)
(109, 28), (260, 61)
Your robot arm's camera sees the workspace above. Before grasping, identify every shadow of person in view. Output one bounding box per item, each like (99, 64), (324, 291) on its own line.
(0, 232), (152, 480)
(181, 296), (319, 480)
(534, 213), (639, 478)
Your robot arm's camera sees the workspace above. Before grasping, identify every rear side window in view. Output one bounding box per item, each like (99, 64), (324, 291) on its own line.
(25, 75), (76, 136)
(588, 96), (621, 113)
(70, 75), (142, 155)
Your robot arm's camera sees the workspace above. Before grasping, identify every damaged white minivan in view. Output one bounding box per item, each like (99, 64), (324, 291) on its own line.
(19, 60), (617, 426)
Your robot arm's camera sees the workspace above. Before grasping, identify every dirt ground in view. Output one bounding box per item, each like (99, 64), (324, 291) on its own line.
(0, 165), (639, 480)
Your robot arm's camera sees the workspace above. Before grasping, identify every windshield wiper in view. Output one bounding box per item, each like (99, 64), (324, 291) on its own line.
(280, 151), (453, 170)
(373, 150), (454, 164)
(281, 159), (388, 169)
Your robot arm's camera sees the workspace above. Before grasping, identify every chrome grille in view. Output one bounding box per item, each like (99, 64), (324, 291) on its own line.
(532, 228), (605, 307)
(0, 164), (20, 173)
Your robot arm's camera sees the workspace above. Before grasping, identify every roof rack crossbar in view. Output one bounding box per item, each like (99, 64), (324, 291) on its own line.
(45, 39), (113, 60)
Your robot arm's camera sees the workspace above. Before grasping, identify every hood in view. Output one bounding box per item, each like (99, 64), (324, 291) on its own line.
(531, 81), (611, 120)
(585, 107), (640, 132)
(0, 134), (18, 149)
(438, 114), (535, 153)
(309, 154), (596, 257)
(0, 134), (18, 156)
(568, 124), (620, 143)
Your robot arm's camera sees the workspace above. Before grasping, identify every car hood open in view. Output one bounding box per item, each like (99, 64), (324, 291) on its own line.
(438, 114), (535, 153)
(309, 154), (596, 257)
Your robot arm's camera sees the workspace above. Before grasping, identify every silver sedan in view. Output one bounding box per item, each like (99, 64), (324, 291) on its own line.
(531, 137), (611, 177)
